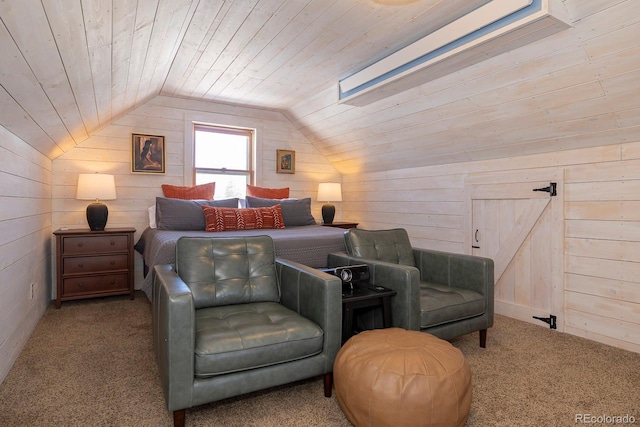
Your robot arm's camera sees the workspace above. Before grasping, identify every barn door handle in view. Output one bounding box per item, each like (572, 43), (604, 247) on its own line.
(533, 182), (557, 196)
(472, 229), (480, 249)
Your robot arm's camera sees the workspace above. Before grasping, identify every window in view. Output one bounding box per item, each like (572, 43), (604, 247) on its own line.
(194, 124), (253, 199)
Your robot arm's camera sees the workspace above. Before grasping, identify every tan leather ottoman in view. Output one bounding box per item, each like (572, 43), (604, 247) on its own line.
(334, 328), (471, 427)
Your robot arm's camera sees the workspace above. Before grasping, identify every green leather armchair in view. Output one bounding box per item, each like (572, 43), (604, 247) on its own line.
(152, 236), (342, 427)
(328, 228), (494, 347)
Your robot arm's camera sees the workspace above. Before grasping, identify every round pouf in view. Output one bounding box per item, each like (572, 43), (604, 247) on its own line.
(334, 328), (471, 427)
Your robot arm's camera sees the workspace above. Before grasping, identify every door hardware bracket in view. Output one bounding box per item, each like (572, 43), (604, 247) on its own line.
(533, 182), (557, 196)
(472, 230), (480, 249)
(533, 314), (557, 329)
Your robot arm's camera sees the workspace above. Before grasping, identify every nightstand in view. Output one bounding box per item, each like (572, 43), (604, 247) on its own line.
(53, 228), (136, 308)
(341, 283), (396, 344)
(321, 221), (358, 229)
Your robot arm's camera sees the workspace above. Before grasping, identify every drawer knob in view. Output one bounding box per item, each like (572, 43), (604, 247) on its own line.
(110, 261), (115, 266)
(78, 283), (84, 288)
(78, 263), (84, 268)
(78, 243), (83, 247)
(110, 280), (116, 285)
(110, 241), (116, 246)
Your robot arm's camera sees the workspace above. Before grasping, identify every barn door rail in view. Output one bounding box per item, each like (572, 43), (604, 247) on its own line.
(532, 182), (557, 196)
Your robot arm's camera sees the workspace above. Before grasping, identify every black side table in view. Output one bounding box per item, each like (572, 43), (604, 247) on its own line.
(341, 283), (396, 344)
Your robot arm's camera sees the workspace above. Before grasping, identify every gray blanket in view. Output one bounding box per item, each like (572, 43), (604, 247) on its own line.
(135, 225), (347, 300)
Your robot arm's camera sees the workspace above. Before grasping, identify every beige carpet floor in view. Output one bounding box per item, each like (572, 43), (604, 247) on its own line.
(0, 292), (638, 426)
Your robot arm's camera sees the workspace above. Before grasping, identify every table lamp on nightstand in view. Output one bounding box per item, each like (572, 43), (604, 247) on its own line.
(76, 173), (117, 231)
(318, 182), (342, 225)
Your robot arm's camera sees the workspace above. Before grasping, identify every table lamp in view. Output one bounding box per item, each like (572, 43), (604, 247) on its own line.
(76, 173), (117, 231)
(317, 182), (342, 224)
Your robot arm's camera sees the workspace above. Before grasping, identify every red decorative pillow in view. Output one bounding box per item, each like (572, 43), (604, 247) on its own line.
(201, 205), (285, 232)
(162, 183), (215, 200)
(246, 184), (289, 199)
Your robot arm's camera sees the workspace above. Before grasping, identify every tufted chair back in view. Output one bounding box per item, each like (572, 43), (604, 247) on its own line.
(175, 236), (280, 309)
(344, 228), (416, 267)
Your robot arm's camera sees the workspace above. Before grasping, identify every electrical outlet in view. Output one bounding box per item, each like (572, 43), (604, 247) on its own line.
(29, 283), (34, 299)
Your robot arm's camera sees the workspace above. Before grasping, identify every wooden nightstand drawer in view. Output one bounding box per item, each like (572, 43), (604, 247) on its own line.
(54, 228), (136, 308)
(62, 273), (129, 296)
(62, 235), (129, 254)
(63, 254), (129, 274)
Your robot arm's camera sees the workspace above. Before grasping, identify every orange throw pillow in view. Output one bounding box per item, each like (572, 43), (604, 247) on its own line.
(162, 183), (215, 200)
(246, 184), (289, 199)
(201, 205), (285, 232)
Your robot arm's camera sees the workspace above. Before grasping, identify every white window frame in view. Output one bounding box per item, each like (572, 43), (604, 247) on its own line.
(183, 114), (261, 190)
(193, 124), (254, 194)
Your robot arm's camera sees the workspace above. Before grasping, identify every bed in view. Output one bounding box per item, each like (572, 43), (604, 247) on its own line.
(135, 195), (348, 300)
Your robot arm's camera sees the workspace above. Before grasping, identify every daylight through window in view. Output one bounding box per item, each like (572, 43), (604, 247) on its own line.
(194, 124), (253, 199)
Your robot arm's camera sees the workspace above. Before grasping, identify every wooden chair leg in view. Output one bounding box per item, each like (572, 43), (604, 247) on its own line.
(173, 409), (186, 427)
(479, 329), (487, 348)
(324, 372), (333, 397)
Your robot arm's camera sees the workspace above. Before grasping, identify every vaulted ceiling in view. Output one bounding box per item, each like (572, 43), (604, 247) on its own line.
(1, 0), (638, 173)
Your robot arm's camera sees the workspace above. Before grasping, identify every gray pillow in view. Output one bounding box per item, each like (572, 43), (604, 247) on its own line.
(245, 196), (316, 226)
(156, 197), (239, 230)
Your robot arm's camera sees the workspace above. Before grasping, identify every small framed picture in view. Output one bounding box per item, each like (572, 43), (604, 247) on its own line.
(276, 149), (295, 174)
(132, 133), (165, 174)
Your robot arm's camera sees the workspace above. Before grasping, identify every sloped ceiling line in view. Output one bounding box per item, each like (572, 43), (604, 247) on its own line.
(0, 0), (637, 177)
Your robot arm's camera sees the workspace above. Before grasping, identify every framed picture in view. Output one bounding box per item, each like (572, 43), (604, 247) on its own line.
(132, 133), (165, 174)
(277, 149), (295, 174)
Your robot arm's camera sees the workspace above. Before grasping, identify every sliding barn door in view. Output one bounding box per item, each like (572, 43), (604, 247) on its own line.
(465, 169), (564, 330)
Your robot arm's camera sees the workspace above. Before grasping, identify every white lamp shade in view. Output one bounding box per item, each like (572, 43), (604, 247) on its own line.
(76, 174), (117, 201)
(317, 182), (342, 202)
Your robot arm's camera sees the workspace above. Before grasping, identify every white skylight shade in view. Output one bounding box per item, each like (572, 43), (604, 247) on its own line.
(339, 0), (569, 106)
(76, 174), (117, 201)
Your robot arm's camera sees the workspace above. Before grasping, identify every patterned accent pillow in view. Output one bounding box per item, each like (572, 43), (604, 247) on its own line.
(161, 183), (215, 200)
(246, 184), (289, 199)
(201, 205), (286, 232)
(245, 196), (316, 226)
(156, 197), (239, 230)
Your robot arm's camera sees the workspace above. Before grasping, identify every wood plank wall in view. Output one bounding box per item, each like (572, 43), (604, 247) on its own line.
(287, 0), (638, 175)
(0, 125), (52, 384)
(344, 142), (640, 353)
(51, 95), (341, 291)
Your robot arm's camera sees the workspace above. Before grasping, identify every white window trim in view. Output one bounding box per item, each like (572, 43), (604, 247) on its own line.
(183, 112), (262, 186)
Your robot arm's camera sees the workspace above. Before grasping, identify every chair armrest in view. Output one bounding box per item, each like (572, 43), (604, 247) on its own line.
(152, 264), (195, 412)
(414, 248), (494, 293)
(276, 258), (343, 372)
(327, 252), (421, 330)
(413, 248), (494, 319)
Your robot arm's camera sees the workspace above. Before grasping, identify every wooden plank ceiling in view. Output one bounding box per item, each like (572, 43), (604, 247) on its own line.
(0, 0), (638, 173)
